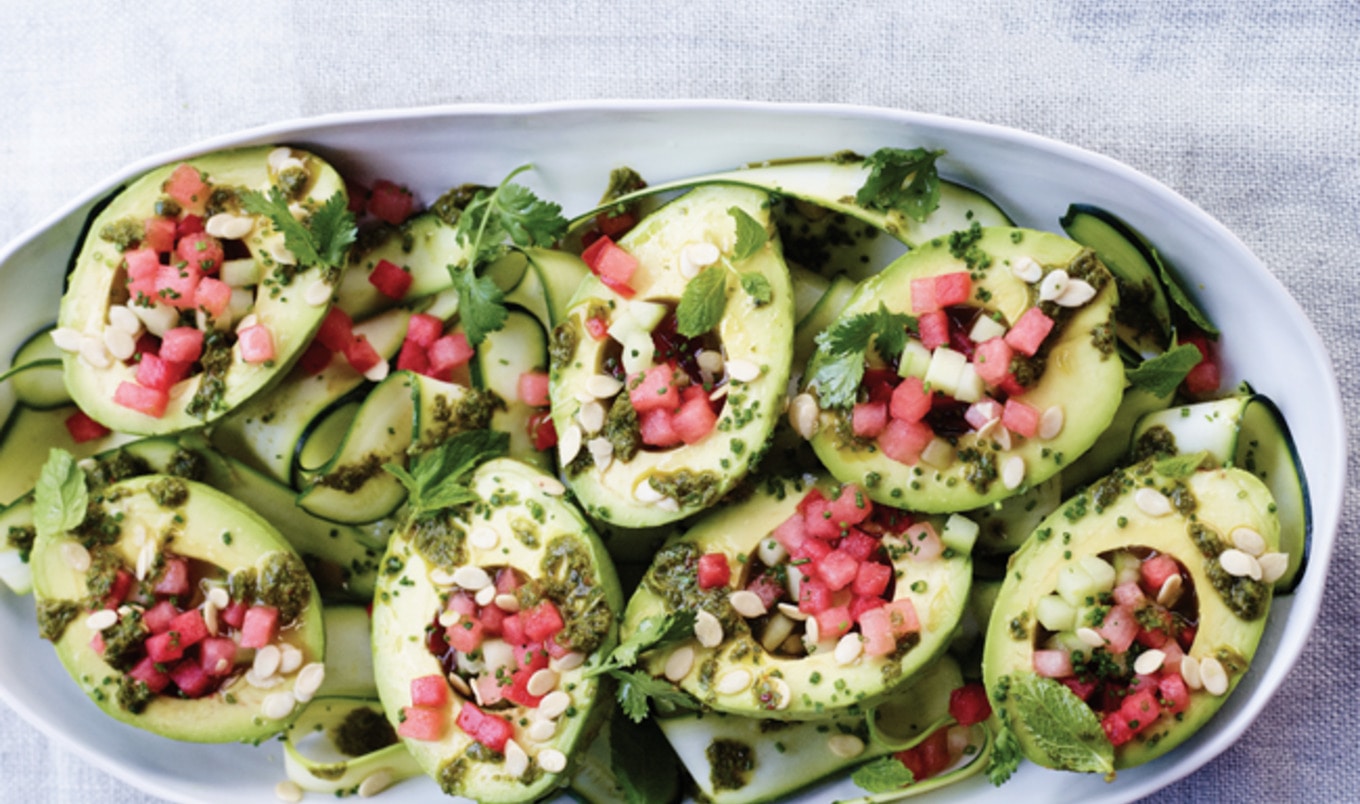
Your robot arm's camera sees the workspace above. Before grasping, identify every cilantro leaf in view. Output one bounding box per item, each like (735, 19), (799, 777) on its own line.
(809, 305), (917, 408)
(239, 187), (356, 271)
(739, 273), (772, 306)
(585, 610), (696, 678)
(451, 265), (509, 346)
(729, 206), (769, 261)
(1125, 343), (1202, 398)
(855, 147), (945, 223)
(986, 724), (1022, 786)
(33, 449), (88, 539)
(851, 756), (915, 793)
(1008, 673), (1114, 777)
(384, 429), (509, 518)
(449, 166), (567, 344)
(675, 266), (729, 338)
(611, 669), (698, 722)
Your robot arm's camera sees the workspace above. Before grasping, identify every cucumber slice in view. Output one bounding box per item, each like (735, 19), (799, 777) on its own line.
(471, 308), (550, 470)
(1061, 384), (1178, 493)
(503, 247), (591, 331)
(1131, 394), (1310, 591)
(295, 398), (362, 477)
(317, 606), (377, 698)
(0, 497), (35, 594)
(788, 263), (830, 324)
(570, 156), (1013, 250)
(283, 696), (422, 795)
(333, 213), (468, 319)
(4, 326), (70, 409)
(0, 405), (136, 505)
(567, 706), (680, 804)
(793, 274), (856, 373)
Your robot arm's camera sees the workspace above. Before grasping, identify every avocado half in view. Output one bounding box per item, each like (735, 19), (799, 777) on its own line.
(808, 227), (1124, 512)
(30, 474), (325, 743)
(621, 475), (971, 720)
(371, 458), (623, 803)
(59, 146), (347, 435)
(549, 185), (795, 528)
(982, 460), (1280, 771)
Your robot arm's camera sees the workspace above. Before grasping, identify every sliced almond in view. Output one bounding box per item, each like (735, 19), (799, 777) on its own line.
(715, 669), (752, 695)
(504, 739), (529, 778)
(469, 526), (499, 550)
(293, 663), (326, 703)
(1010, 256), (1044, 283)
(827, 734), (865, 759)
(526, 669), (560, 697)
(1133, 649), (1166, 676)
(357, 769), (393, 798)
(1219, 548), (1261, 580)
(728, 590), (767, 619)
(206, 212), (255, 240)
(261, 691), (296, 720)
(726, 359), (761, 383)
(788, 393), (820, 440)
(1055, 278), (1097, 308)
(694, 610), (724, 648)
(577, 401), (606, 433)
(253, 645), (282, 678)
(535, 476), (566, 496)
(84, 609), (118, 632)
(1038, 269), (1069, 302)
(538, 690), (571, 719)
(1076, 627), (1106, 648)
(49, 327), (83, 352)
(585, 374), (623, 399)
(664, 646), (695, 681)
(304, 279), (332, 307)
(1039, 406), (1065, 440)
(1258, 552), (1289, 584)
(833, 634), (864, 666)
(61, 542), (91, 573)
(550, 651), (585, 672)
(1134, 487), (1173, 517)
(1001, 455), (1026, 490)
(1180, 655), (1203, 690)
(1156, 574), (1184, 608)
(452, 565), (493, 591)
(537, 748), (568, 774)
(1199, 656), (1229, 696)
(1230, 527), (1267, 557)
(558, 424), (583, 465)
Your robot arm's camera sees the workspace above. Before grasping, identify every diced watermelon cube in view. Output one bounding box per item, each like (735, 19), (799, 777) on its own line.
(1062, 676), (1100, 702)
(1119, 687), (1163, 733)
(168, 609), (210, 648)
(527, 410), (557, 451)
(1158, 672), (1191, 715)
(240, 605), (280, 648)
(200, 637), (240, 676)
(879, 418), (934, 465)
(1140, 555), (1182, 597)
(411, 674), (450, 708)
(584, 316), (609, 340)
(124, 248), (162, 302)
(367, 180), (415, 226)
(101, 569), (135, 609)
(445, 617), (485, 654)
(170, 658), (215, 698)
(405, 313), (443, 348)
(155, 263), (204, 309)
(177, 232), (224, 275)
(500, 666), (546, 708)
(400, 705), (447, 742)
(522, 600), (565, 643)
(495, 568), (521, 594)
(143, 217), (177, 253)
(145, 630), (186, 664)
(427, 332), (474, 375)
(345, 179), (370, 213)
(801, 497), (842, 541)
(933, 272), (972, 308)
(237, 324), (275, 364)
(1102, 711), (1136, 746)
(478, 604), (508, 637)
(849, 594), (886, 624)
(154, 557), (191, 598)
(816, 549), (860, 592)
(918, 310), (950, 351)
(455, 702), (512, 751)
(517, 370), (551, 407)
(792, 535), (832, 563)
(1002, 398), (1040, 438)
(673, 390), (718, 445)
(851, 561), (892, 597)
(344, 335), (383, 374)
(798, 578), (832, 614)
(176, 214), (204, 238)
(194, 277), (232, 319)
(164, 164), (209, 215)
(972, 338), (1013, 386)
(889, 376), (932, 422)
(1097, 605), (1139, 654)
(852, 400), (888, 438)
(746, 572), (785, 610)
(858, 607), (897, 656)
(949, 683), (993, 727)
(1113, 581), (1147, 608)
(815, 605), (854, 641)
(910, 276), (938, 314)
(160, 327), (205, 363)
(368, 258), (413, 300)
(697, 552), (731, 590)
(839, 529), (879, 562)
(638, 408), (683, 448)
(629, 364), (682, 414)
(297, 340), (333, 376)
(581, 236), (639, 289)
(771, 513), (808, 553)
(501, 613), (528, 647)
(64, 410), (110, 444)
(514, 643), (551, 673)
(220, 600), (248, 629)
(1003, 307), (1054, 357)
(143, 600), (179, 634)
(114, 381), (169, 418)
(884, 599), (920, 637)
(316, 307), (355, 351)
(128, 656), (172, 694)
(395, 339), (429, 375)
(829, 485), (874, 526)
(1033, 649), (1074, 678)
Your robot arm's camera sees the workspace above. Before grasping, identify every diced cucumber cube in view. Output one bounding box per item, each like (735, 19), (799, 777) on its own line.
(1035, 594), (1077, 632)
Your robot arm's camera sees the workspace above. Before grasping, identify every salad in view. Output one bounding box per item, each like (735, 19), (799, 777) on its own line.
(0, 136), (1310, 803)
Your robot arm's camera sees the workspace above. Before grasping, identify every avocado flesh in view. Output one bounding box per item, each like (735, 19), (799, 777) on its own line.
(621, 476), (971, 720)
(30, 474), (325, 743)
(809, 227), (1124, 513)
(59, 146), (347, 435)
(981, 461), (1280, 771)
(370, 458), (623, 803)
(550, 185), (795, 528)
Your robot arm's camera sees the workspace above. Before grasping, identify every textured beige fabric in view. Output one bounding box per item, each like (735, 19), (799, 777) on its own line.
(1, 1), (1356, 802)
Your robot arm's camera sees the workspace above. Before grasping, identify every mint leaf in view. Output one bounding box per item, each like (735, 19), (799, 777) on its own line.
(1149, 247), (1218, 336)
(739, 273), (772, 306)
(1153, 450), (1215, 479)
(34, 449), (88, 539)
(1125, 343), (1202, 398)
(1008, 673), (1114, 776)
(809, 305), (917, 408)
(675, 266), (729, 337)
(239, 187), (356, 271)
(384, 429), (508, 518)
(610, 669), (698, 722)
(729, 206), (769, 261)
(855, 147), (945, 223)
(451, 265), (508, 346)
(851, 756), (915, 793)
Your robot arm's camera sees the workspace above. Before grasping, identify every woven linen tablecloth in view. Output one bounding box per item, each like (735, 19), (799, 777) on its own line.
(1, 2), (1355, 802)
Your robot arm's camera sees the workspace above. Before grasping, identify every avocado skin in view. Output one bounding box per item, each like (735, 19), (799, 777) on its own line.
(30, 475), (325, 744)
(981, 461), (1279, 771)
(810, 227), (1124, 513)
